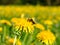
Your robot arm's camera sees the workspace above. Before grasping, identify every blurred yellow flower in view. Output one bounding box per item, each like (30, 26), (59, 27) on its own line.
(0, 27), (2, 32)
(8, 38), (14, 44)
(8, 38), (21, 45)
(16, 39), (22, 45)
(56, 16), (60, 21)
(53, 19), (58, 24)
(37, 30), (56, 45)
(0, 20), (11, 26)
(44, 20), (53, 25)
(11, 18), (34, 33)
(34, 24), (45, 30)
(5, 36), (9, 40)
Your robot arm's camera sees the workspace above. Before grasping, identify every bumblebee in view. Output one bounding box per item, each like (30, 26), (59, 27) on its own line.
(27, 18), (36, 24)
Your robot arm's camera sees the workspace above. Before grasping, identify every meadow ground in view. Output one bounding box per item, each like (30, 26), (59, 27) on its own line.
(0, 5), (60, 45)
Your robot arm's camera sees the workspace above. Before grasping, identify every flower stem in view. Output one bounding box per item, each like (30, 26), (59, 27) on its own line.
(13, 35), (17, 45)
(0, 35), (1, 45)
(23, 33), (28, 45)
(26, 34), (33, 45)
(3, 26), (6, 43)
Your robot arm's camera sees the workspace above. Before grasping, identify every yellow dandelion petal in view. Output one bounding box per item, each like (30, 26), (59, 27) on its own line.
(37, 30), (56, 45)
(34, 24), (45, 30)
(18, 18), (27, 26)
(23, 26), (27, 30)
(42, 39), (48, 45)
(23, 27), (28, 32)
(15, 25), (20, 30)
(11, 18), (19, 24)
(20, 26), (23, 31)
(26, 22), (34, 33)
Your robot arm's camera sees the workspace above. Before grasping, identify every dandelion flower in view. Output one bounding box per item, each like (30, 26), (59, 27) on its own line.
(37, 30), (56, 45)
(0, 20), (11, 26)
(11, 18), (34, 33)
